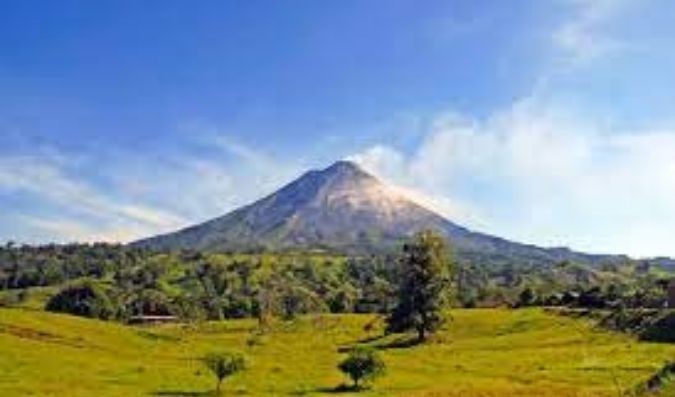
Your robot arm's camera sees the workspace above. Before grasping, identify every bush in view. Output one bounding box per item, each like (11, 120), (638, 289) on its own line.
(203, 351), (246, 394)
(45, 280), (115, 320)
(338, 346), (386, 389)
(517, 287), (537, 307)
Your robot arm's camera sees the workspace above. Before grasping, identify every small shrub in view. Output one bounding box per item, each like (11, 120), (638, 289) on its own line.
(203, 351), (246, 394)
(338, 346), (386, 390)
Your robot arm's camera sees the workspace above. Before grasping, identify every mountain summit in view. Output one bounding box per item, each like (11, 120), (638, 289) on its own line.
(134, 161), (626, 265)
(134, 160), (456, 252)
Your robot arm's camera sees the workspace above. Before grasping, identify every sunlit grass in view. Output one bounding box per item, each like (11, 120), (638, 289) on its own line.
(0, 308), (673, 396)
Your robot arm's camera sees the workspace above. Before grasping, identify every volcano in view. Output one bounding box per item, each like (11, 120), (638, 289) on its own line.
(133, 161), (627, 266)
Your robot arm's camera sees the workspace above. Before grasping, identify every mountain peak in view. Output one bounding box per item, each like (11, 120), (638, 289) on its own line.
(134, 158), (457, 252)
(326, 159), (361, 170)
(321, 160), (372, 179)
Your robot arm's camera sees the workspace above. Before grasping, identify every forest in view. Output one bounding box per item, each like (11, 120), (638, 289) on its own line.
(0, 238), (671, 323)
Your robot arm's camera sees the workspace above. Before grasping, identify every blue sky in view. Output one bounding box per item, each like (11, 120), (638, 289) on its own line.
(2, 0), (675, 257)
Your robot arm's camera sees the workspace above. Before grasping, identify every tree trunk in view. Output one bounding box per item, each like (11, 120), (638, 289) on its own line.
(216, 378), (222, 394)
(417, 326), (425, 342)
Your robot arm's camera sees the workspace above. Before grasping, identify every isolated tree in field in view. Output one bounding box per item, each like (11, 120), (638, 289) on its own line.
(338, 346), (386, 390)
(203, 352), (246, 394)
(386, 230), (453, 342)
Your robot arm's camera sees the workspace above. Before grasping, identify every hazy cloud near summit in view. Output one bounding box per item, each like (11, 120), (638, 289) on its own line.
(351, 99), (675, 257)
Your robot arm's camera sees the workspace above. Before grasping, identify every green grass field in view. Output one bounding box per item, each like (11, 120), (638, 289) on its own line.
(1, 307), (673, 397)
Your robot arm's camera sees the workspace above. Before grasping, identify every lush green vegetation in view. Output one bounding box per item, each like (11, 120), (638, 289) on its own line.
(1, 242), (672, 324)
(0, 243), (398, 321)
(1, 307), (673, 396)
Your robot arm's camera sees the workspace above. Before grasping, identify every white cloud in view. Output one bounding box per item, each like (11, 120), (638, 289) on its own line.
(351, 99), (675, 258)
(552, 0), (633, 64)
(348, 137), (490, 229)
(348, 0), (671, 258)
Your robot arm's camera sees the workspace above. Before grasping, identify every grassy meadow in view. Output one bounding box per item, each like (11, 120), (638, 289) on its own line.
(1, 307), (673, 397)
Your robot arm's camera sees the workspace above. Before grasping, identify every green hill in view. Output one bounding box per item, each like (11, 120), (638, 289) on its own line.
(1, 307), (673, 396)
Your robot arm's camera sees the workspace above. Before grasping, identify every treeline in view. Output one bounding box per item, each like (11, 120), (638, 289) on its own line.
(458, 260), (671, 309)
(0, 242), (399, 321)
(0, 240), (671, 322)
(0, 242), (147, 289)
(516, 280), (669, 309)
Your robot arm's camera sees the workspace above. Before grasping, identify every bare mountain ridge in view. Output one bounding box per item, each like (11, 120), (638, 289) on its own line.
(133, 161), (630, 266)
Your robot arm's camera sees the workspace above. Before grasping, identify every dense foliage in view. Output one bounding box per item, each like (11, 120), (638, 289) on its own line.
(0, 242), (144, 289)
(45, 280), (115, 320)
(0, 242), (399, 321)
(0, 240), (672, 322)
(386, 231), (453, 341)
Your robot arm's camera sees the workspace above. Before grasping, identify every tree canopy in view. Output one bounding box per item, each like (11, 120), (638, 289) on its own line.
(386, 230), (453, 342)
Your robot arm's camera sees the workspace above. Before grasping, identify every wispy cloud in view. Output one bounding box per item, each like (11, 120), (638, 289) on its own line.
(0, 153), (187, 242)
(552, 0), (633, 64)
(0, 155), (185, 228)
(351, 98), (675, 258)
(107, 130), (304, 222)
(0, 127), (304, 244)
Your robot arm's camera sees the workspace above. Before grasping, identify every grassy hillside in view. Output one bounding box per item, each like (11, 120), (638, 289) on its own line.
(1, 308), (673, 397)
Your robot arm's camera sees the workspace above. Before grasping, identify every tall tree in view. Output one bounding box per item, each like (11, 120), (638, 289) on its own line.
(386, 230), (453, 342)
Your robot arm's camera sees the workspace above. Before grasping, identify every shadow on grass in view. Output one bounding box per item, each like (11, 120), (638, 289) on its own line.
(338, 334), (422, 353)
(372, 335), (422, 350)
(337, 334), (385, 353)
(293, 383), (368, 396)
(151, 390), (214, 396)
(353, 334), (387, 345)
(309, 384), (363, 394)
